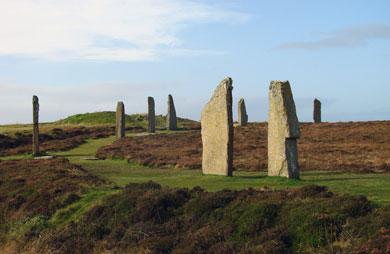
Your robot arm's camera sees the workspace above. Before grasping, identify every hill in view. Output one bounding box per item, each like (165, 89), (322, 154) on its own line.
(55, 111), (200, 129)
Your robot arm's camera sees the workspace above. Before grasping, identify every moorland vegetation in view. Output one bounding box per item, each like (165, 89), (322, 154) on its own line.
(0, 112), (389, 253)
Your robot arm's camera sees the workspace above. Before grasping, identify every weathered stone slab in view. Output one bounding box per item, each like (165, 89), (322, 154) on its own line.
(148, 96), (155, 133)
(166, 94), (177, 130)
(238, 98), (248, 126)
(268, 80), (300, 178)
(116, 101), (125, 138)
(201, 77), (233, 176)
(33, 155), (56, 160)
(313, 98), (321, 123)
(32, 95), (39, 156)
(80, 158), (99, 160)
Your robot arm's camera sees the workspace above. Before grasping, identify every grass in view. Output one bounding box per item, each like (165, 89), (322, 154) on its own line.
(49, 187), (119, 228)
(77, 160), (390, 206)
(0, 111), (198, 136)
(42, 136), (390, 206)
(56, 111), (149, 126)
(2, 129), (390, 207)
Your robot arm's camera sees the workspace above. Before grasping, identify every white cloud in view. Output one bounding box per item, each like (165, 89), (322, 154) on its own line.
(0, 0), (248, 61)
(273, 24), (390, 50)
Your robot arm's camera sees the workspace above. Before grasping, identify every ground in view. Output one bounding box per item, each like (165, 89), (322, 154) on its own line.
(0, 114), (389, 253)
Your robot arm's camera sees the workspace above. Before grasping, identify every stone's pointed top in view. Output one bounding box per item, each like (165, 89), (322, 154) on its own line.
(33, 95), (39, 103)
(209, 77), (233, 102)
(239, 98), (245, 103)
(117, 101), (124, 106)
(268, 80), (300, 139)
(224, 76), (232, 83)
(218, 77), (233, 89)
(269, 80), (289, 89)
(314, 98), (321, 103)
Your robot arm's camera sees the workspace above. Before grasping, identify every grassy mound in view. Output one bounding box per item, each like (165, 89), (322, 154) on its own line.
(0, 158), (110, 252)
(56, 111), (200, 129)
(1, 158), (389, 253)
(9, 182), (389, 254)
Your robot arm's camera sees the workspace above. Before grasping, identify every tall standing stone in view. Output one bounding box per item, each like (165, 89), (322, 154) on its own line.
(268, 80), (300, 179)
(166, 94), (177, 130)
(201, 77), (233, 176)
(32, 95), (39, 156)
(238, 98), (248, 126)
(116, 102), (125, 138)
(313, 98), (321, 123)
(148, 96), (155, 133)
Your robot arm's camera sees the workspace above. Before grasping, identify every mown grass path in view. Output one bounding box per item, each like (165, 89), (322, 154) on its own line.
(43, 134), (390, 207)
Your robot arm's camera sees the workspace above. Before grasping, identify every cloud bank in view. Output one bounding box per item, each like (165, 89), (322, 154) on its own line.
(0, 0), (248, 61)
(274, 24), (390, 50)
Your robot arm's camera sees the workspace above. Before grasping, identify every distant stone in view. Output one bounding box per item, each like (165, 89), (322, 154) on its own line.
(166, 94), (177, 130)
(313, 98), (321, 123)
(148, 96), (155, 133)
(116, 102), (125, 138)
(238, 98), (248, 126)
(80, 158), (99, 160)
(201, 77), (233, 176)
(268, 80), (300, 179)
(33, 155), (56, 160)
(32, 95), (39, 156)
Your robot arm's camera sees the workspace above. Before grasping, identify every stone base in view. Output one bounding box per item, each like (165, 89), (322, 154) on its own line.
(285, 138), (299, 179)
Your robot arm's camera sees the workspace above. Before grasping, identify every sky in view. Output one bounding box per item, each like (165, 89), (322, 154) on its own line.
(0, 0), (389, 124)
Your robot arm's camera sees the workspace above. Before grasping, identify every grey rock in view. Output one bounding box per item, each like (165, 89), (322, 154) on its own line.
(32, 95), (39, 156)
(166, 94), (177, 130)
(238, 98), (248, 126)
(313, 98), (321, 123)
(116, 102), (125, 138)
(80, 158), (99, 160)
(268, 80), (300, 179)
(33, 155), (56, 160)
(201, 77), (233, 176)
(148, 96), (155, 133)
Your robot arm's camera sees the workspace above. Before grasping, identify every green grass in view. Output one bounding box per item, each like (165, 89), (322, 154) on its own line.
(0, 111), (199, 136)
(35, 135), (390, 207)
(2, 131), (389, 207)
(77, 160), (390, 206)
(49, 136), (117, 158)
(55, 111), (150, 126)
(0, 154), (35, 160)
(49, 187), (119, 227)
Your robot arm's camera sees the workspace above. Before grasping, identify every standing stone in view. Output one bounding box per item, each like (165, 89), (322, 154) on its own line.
(32, 95), (39, 156)
(166, 94), (177, 130)
(238, 98), (248, 126)
(148, 96), (155, 133)
(115, 102), (125, 138)
(268, 80), (300, 179)
(313, 98), (321, 123)
(201, 77), (233, 176)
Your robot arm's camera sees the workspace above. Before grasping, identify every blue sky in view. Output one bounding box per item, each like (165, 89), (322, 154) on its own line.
(0, 0), (389, 124)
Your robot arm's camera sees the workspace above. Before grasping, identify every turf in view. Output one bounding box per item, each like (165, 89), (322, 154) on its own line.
(44, 136), (390, 207)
